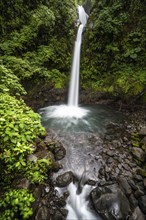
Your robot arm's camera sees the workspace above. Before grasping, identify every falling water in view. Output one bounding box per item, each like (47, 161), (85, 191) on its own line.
(65, 6), (101, 220)
(68, 6), (88, 107)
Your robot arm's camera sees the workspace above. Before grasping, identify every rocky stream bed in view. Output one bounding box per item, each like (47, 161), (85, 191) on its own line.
(13, 105), (146, 220)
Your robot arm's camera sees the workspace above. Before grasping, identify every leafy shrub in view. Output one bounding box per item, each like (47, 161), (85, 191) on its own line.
(2, 56), (34, 79)
(0, 64), (26, 95)
(0, 93), (52, 183)
(26, 158), (52, 183)
(0, 189), (34, 220)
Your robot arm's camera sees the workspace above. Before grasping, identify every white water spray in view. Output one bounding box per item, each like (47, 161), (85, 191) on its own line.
(68, 5), (88, 107)
(66, 183), (100, 220)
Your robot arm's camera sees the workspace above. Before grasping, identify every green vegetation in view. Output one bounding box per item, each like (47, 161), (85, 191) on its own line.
(0, 0), (76, 88)
(0, 189), (34, 220)
(81, 0), (146, 103)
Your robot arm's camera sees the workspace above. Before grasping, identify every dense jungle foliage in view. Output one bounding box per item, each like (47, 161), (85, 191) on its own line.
(0, 0), (146, 219)
(82, 0), (146, 102)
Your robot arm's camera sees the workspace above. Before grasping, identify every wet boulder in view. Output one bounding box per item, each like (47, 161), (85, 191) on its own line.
(35, 206), (50, 220)
(131, 147), (145, 162)
(91, 184), (131, 220)
(138, 195), (146, 214)
(56, 171), (73, 187)
(139, 127), (146, 136)
(129, 206), (146, 220)
(54, 146), (66, 160)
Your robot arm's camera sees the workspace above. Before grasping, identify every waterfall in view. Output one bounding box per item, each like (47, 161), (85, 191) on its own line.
(68, 6), (88, 107)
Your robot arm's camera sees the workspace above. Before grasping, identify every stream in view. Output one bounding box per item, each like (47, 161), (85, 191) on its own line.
(39, 104), (122, 220)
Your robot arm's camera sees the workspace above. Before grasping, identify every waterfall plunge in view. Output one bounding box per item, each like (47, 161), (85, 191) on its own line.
(65, 7), (101, 220)
(68, 6), (88, 107)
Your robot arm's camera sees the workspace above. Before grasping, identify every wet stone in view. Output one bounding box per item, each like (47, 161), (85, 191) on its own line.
(118, 164), (122, 170)
(54, 146), (66, 160)
(13, 178), (30, 189)
(129, 194), (138, 209)
(123, 137), (128, 142)
(139, 127), (146, 136)
(128, 180), (138, 191)
(138, 195), (146, 214)
(99, 166), (105, 176)
(130, 206), (146, 220)
(124, 171), (133, 178)
(56, 171), (73, 187)
(86, 179), (96, 186)
(54, 209), (67, 220)
(105, 173), (110, 181)
(106, 157), (114, 164)
(105, 166), (111, 173)
(106, 151), (115, 157)
(91, 184), (131, 220)
(35, 206), (50, 220)
(134, 175), (143, 181)
(134, 188), (144, 199)
(118, 177), (132, 196)
(132, 147), (145, 162)
(122, 163), (131, 171)
(141, 136), (146, 143)
(115, 168), (120, 174)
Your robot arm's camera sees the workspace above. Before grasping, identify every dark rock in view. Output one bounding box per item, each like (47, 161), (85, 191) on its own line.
(105, 166), (111, 173)
(52, 162), (63, 172)
(129, 194), (138, 208)
(139, 127), (146, 136)
(54, 146), (66, 160)
(130, 206), (146, 220)
(122, 163), (131, 171)
(123, 137), (128, 142)
(107, 157), (114, 164)
(13, 178), (30, 189)
(37, 141), (46, 149)
(134, 175), (143, 181)
(33, 185), (44, 200)
(138, 195), (146, 214)
(86, 179), (96, 186)
(91, 184), (131, 220)
(105, 172), (110, 181)
(115, 167), (120, 174)
(134, 188), (144, 198)
(99, 166), (105, 176)
(35, 206), (50, 220)
(106, 150), (115, 157)
(132, 147), (145, 162)
(98, 181), (114, 187)
(141, 136), (146, 144)
(54, 209), (66, 220)
(128, 180), (138, 191)
(56, 172), (73, 187)
(55, 197), (66, 207)
(118, 177), (132, 196)
(36, 149), (53, 160)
